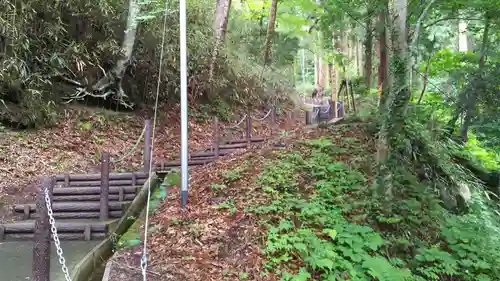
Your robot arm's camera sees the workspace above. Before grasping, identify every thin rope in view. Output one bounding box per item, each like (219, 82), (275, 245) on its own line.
(226, 114), (247, 128)
(111, 124), (146, 163)
(140, 1), (169, 280)
(250, 109), (272, 121)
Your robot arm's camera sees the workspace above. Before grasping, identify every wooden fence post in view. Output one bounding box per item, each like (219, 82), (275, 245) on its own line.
(305, 110), (311, 125)
(100, 152), (110, 221)
(143, 119), (152, 173)
(349, 81), (357, 114)
(213, 117), (220, 158)
(329, 99), (334, 120)
(344, 80), (350, 113)
(246, 112), (252, 145)
(33, 176), (54, 281)
(270, 106), (277, 135)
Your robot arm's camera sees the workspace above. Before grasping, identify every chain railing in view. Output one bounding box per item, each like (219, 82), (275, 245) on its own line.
(32, 177), (71, 281)
(44, 185), (72, 281)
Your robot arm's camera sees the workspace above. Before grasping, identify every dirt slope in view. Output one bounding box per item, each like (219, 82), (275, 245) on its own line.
(0, 105), (299, 222)
(105, 120), (359, 281)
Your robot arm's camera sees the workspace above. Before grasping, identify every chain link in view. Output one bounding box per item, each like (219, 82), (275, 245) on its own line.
(44, 187), (73, 281)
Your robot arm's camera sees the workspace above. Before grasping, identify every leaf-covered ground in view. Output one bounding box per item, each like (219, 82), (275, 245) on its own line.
(106, 120), (367, 281)
(0, 104), (300, 222)
(106, 118), (500, 281)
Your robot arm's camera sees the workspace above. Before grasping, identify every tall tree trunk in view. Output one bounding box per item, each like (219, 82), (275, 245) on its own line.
(208, 0), (233, 82)
(459, 14), (491, 142)
(409, 0), (436, 94)
(331, 33), (339, 116)
(262, 0), (278, 66)
(347, 30), (354, 67)
(458, 21), (469, 52)
(316, 57), (326, 93)
(445, 12), (467, 134)
(213, 0), (232, 41)
(388, 0), (410, 120)
(356, 40), (362, 77)
(91, 0), (140, 104)
(377, 1), (389, 109)
(315, 30), (327, 93)
(364, 14), (373, 88)
(314, 53), (319, 87)
(341, 28), (347, 78)
(376, 0), (409, 198)
(319, 60), (326, 92)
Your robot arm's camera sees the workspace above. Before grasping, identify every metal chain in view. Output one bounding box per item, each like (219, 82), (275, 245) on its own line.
(44, 187), (72, 281)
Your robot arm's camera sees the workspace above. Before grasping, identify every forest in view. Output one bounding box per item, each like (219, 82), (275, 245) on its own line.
(1, 0), (499, 280)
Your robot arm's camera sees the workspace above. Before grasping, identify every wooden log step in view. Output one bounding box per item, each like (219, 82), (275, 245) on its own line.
(27, 211), (123, 220)
(218, 143), (249, 149)
(155, 159), (213, 169)
(52, 194), (136, 202)
(55, 172), (148, 181)
(1, 220), (109, 234)
(190, 149), (237, 158)
(2, 232), (106, 241)
(190, 156), (218, 161)
(54, 178), (147, 187)
(53, 186), (138, 195)
(224, 137), (265, 144)
(14, 201), (132, 213)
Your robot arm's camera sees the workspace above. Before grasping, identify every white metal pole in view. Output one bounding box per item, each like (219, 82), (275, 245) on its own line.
(180, 0), (189, 208)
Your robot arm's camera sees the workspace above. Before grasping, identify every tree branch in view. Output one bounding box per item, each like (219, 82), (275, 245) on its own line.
(423, 17), (481, 29)
(411, 0), (436, 50)
(409, 0), (436, 93)
(308, 17), (320, 33)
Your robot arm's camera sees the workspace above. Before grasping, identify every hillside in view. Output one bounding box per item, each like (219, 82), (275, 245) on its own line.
(0, 104), (300, 222)
(106, 119), (500, 281)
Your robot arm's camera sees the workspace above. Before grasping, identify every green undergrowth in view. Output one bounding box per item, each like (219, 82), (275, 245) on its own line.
(240, 124), (500, 281)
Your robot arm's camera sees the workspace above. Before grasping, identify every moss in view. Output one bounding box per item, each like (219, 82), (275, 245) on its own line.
(116, 171), (180, 249)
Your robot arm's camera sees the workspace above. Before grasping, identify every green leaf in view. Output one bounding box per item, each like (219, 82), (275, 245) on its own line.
(314, 258), (334, 270)
(322, 228), (338, 240)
